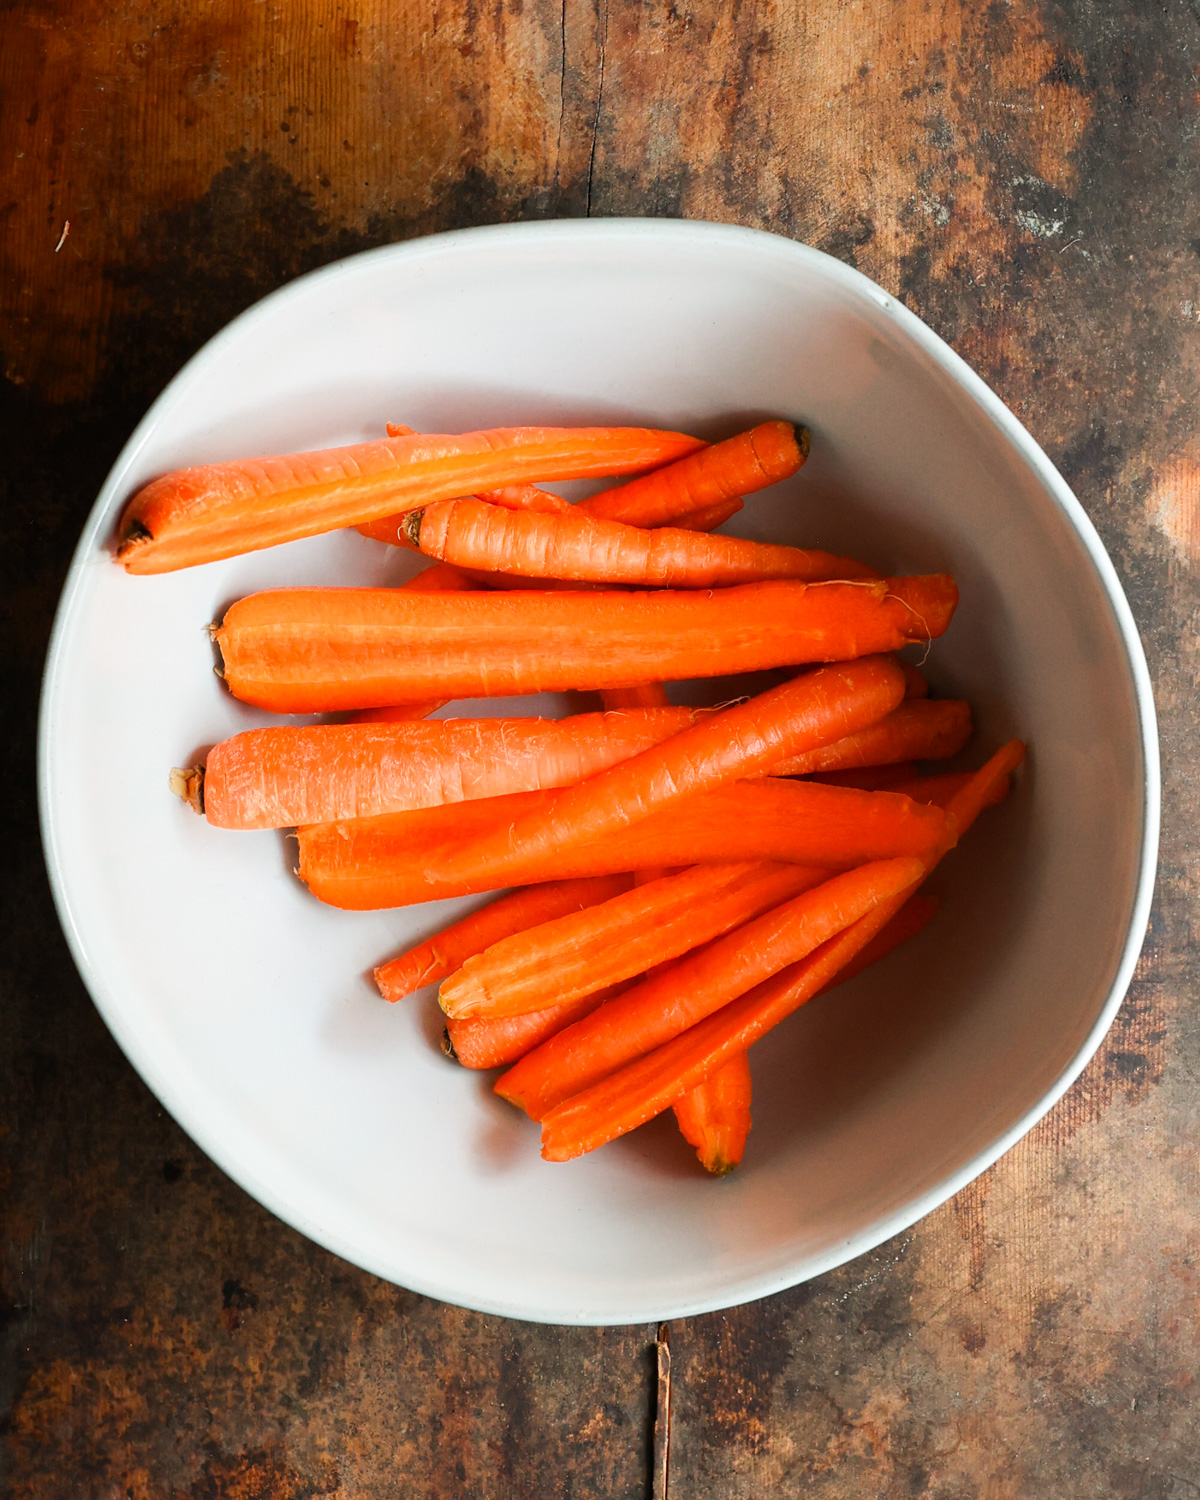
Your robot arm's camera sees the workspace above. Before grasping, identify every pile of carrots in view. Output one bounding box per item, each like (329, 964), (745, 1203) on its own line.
(123, 416), (1023, 1174)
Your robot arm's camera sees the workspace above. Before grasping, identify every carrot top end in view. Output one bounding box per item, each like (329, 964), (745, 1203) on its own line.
(795, 424), (811, 461)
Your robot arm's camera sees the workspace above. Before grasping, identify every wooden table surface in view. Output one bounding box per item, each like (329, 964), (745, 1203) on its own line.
(2, 2), (1196, 1494)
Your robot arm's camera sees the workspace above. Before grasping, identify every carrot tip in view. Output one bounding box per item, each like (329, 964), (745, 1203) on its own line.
(440, 1027), (459, 1062)
(168, 764), (204, 814)
(795, 424), (811, 460)
(401, 510), (423, 547)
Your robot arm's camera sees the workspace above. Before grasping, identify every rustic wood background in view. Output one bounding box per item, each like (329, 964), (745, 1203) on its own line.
(2, 1), (1196, 1494)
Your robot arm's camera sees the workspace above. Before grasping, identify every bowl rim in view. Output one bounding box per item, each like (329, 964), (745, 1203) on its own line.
(37, 217), (1161, 1324)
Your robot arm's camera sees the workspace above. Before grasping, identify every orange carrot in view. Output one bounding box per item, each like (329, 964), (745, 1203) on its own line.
(805, 762), (920, 791)
(214, 575), (958, 713)
(358, 481), (571, 545)
(537, 743), (1023, 1159)
(402, 498), (879, 587)
(772, 699), (972, 777)
(446, 983), (629, 1070)
(496, 856), (925, 1120)
(118, 425), (704, 574)
(580, 421), (808, 527)
(374, 874), (632, 1002)
(892, 769), (1012, 811)
(672, 496), (745, 532)
(673, 1051), (752, 1175)
(184, 707), (701, 830)
(430, 657), (906, 891)
(439, 861), (829, 1020)
(296, 776), (950, 909)
(899, 659), (930, 699)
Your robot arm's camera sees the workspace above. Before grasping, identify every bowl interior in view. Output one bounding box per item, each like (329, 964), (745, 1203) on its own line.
(40, 222), (1153, 1323)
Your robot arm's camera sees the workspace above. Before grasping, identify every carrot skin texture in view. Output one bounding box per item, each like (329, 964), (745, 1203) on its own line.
(200, 707), (701, 829)
(119, 426), (704, 573)
(373, 874), (633, 1002)
(429, 657), (907, 891)
(537, 745), (1024, 1160)
(580, 421), (807, 526)
(405, 497), (878, 587)
(213, 575), (959, 713)
(439, 861), (829, 1020)
(673, 1051), (752, 1174)
(497, 856), (926, 1120)
(772, 699), (972, 777)
(295, 777), (950, 909)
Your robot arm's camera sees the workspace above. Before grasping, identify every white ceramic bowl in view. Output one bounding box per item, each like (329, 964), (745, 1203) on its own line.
(39, 221), (1158, 1324)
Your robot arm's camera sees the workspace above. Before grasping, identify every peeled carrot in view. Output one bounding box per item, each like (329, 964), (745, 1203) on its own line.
(373, 874), (633, 1002)
(213, 575), (958, 713)
(446, 983), (629, 1070)
(402, 498), (879, 588)
(118, 426), (704, 574)
(496, 855), (925, 1120)
(673, 1051), (752, 1175)
(296, 776), (950, 909)
(772, 699), (972, 777)
(184, 707), (701, 830)
(537, 743), (1023, 1160)
(428, 657), (906, 893)
(580, 421), (808, 527)
(439, 861), (828, 1021)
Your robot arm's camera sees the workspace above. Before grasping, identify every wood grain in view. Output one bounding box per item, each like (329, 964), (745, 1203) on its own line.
(3, 0), (1198, 1494)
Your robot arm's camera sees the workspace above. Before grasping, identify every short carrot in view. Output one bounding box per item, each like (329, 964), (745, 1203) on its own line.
(402, 498), (879, 588)
(445, 983), (629, 1070)
(438, 861), (829, 1021)
(296, 776), (950, 909)
(118, 425), (704, 574)
(536, 743), (1024, 1160)
(672, 1051), (753, 1175)
(213, 575), (959, 713)
(580, 421), (808, 527)
(373, 874), (633, 1002)
(771, 699), (972, 777)
(182, 707), (702, 830)
(496, 855), (925, 1120)
(428, 657), (905, 892)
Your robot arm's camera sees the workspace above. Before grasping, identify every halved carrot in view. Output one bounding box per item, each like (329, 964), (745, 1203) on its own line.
(373, 874), (633, 1002)
(402, 498), (879, 588)
(428, 657), (906, 892)
(296, 776), (950, 909)
(439, 861), (829, 1021)
(580, 421), (808, 527)
(537, 743), (1024, 1160)
(772, 699), (972, 777)
(118, 425), (704, 574)
(496, 856), (925, 1120)
(673, 1051), (753, 1175)
(185, 707), (701, 830)
(214, 575), (958, 713)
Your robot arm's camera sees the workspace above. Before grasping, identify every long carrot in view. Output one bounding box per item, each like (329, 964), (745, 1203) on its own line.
(213, 575), (958, 713)
(537, 742), (1024, 1159)
(673, 1051), (753, 1175)
(496, 856), (925, 1120)
(182, 707), (702, 829)
(118, 425), (704, 574)
(772, 699), (972, 777)
(426, 657), (905, 891)
(402, 498), (879, 588)
(373, 874), (633, 1002)
(296, 776), (950, 909)
(580, 421), (808, 527)
(672, 892), (939, 1172)
(439, 861), (829, 1021)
